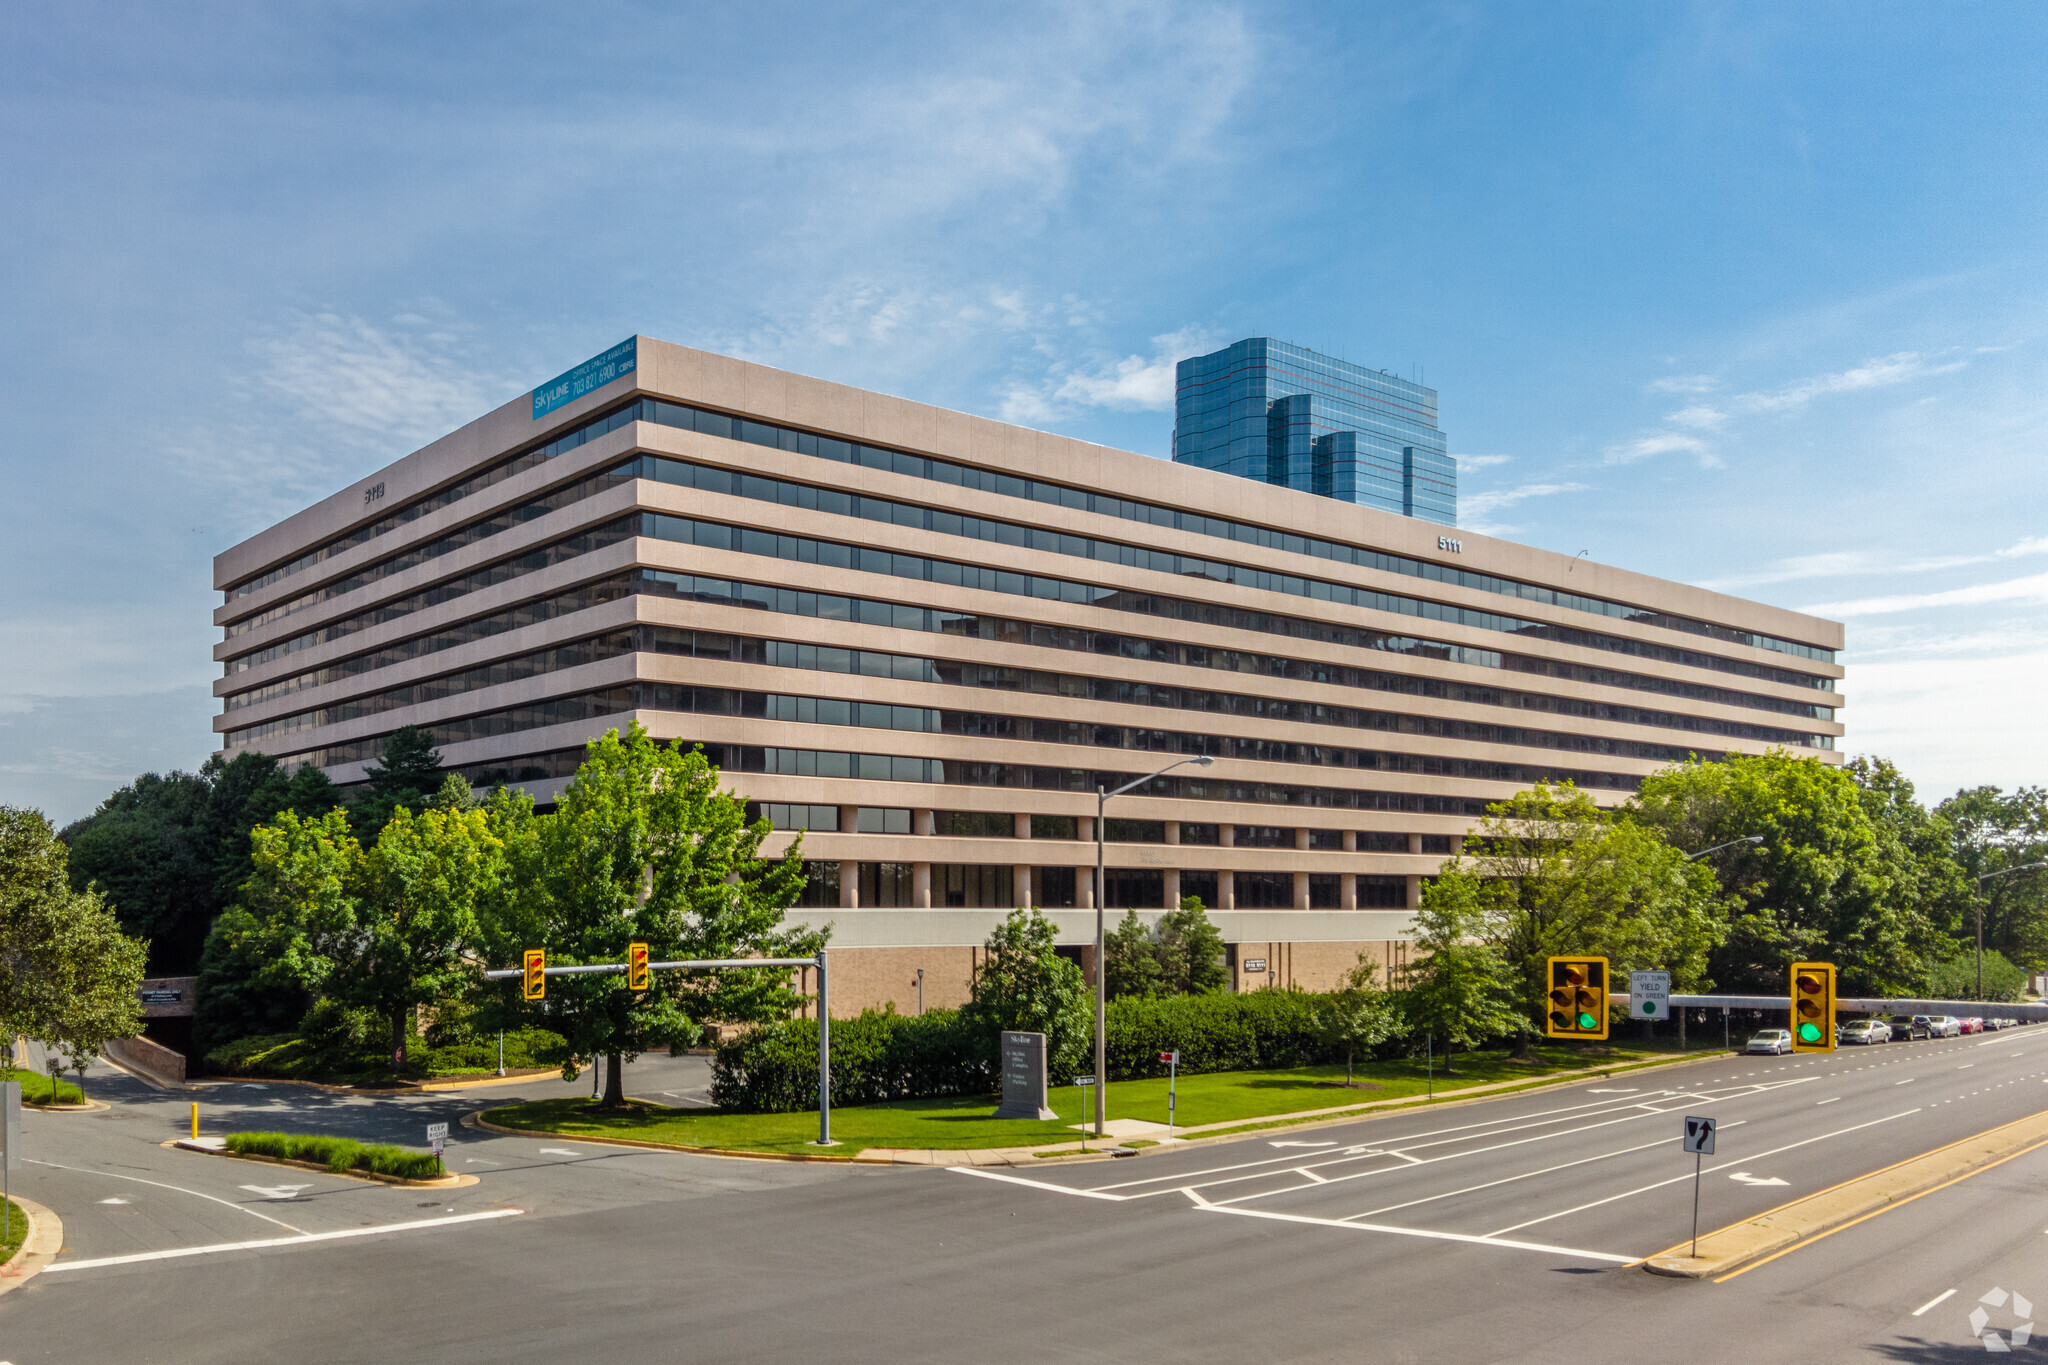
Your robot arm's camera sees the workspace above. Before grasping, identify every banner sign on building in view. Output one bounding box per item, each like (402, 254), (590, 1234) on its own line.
(532, 338), (637, 419)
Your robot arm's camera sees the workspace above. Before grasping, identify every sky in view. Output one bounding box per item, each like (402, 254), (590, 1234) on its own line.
(3, 2), (2045, 825)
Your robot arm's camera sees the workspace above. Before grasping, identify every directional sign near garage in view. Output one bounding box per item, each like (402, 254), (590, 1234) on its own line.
(1682, 1114), (1716, 1155)
(1630, 970), (1672, 1020)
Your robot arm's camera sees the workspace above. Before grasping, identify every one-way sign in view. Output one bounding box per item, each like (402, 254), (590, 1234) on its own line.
(1682, 1114), (1716, 1156)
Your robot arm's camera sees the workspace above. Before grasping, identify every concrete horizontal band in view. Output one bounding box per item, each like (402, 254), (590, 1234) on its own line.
(782, 907), (1416, 949)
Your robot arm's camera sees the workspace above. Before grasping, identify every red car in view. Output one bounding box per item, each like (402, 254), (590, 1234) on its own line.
(1961, 1017), (1985, 1034)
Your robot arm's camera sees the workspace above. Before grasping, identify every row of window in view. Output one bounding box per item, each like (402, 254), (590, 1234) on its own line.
(227, 393), (1831, 664)
(747, 801), (1451, 853)
(640, 511), (1838, 694)
(790, 861), (1414, 911)
(222, 606), (1822, 767)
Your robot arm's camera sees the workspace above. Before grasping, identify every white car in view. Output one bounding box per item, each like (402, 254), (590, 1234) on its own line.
(1925, 1016), (1963, 1038)
(1746, 1029), (1793, 1055)
(1839, 1020), (1891, 1045)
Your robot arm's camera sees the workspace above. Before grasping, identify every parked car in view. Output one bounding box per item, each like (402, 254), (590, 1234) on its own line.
(1886, 1015), (1928, 1040)
(1926, 1016), (1964, 1038)
(1961, 1017), (1985, 1034)
(1839, 1020), (1891, 1045)
(1983, 1016), (2007, 1031)
(1747, 1029), (1793, 1055)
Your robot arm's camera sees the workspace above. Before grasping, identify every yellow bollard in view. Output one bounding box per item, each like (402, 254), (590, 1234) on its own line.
(190, 1102), (198, 1140)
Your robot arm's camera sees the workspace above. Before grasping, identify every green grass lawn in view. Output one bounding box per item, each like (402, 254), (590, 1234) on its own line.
(0, 1199), (23, 1263)
(1, 1068), (83, 1106)
(484, 1041), (1693, 1157)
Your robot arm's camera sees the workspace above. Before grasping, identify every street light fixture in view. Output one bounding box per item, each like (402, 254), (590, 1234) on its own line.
(1092, 754), (1215, 1138)
(1975, 862), (2048, 1000)
(1684, 835), (1764, 861)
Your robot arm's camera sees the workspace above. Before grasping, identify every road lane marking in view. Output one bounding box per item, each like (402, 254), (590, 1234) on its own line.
(951, 1169), (1127, 1200)
(1184, 1194), (1636, 1264)
(38, 1209), (526, 1274)
(1344, 1126), (1749, 1221)
(24, 1159), (306, 1234)
(1487, 1109), (1920, 1238)
(1817, 1098), (1840, 1105)
(1896, 1079), (1915, 1085)
(1914, 1288), (1958, 1316)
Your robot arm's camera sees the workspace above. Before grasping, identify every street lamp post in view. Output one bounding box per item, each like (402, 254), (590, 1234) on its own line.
(1975, 862), (2048, 1000)
(1684, 835), (1763, 862)
(1093, 755), (1214, 1138)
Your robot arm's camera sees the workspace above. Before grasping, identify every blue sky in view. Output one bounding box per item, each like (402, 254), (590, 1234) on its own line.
(4, 2), (2045, 823)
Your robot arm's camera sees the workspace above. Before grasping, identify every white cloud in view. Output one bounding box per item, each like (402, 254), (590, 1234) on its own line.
(1843, 648), (2048, 800)
(1731, 351), (1967, 416)
(1999, 536), (2048, 559)
(1700, 537), (2048, 592)
(1666, 404), (1728, 430)
(1801, 568), (2048, 618)
(1604, 432), (1717, 466)
(1649, 374), (1719, 394)
(1459, 481), (1590, 536)
(1455, 454), (1513, 470)
(999, 325), (1219, 423)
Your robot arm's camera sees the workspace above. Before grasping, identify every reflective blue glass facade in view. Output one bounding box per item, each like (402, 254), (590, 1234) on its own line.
(1173, 338), (1457, 526)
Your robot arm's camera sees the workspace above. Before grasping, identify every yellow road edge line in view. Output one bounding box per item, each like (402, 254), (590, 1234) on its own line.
(1711, 1135), (2048, 1282)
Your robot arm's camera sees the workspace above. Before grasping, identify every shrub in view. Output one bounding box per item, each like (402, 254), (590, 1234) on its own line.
(711, 1009), (992, 1113)
(1926, 949), (2027, 1003)
(204, 1026), (567, 1081)
(709, 989), (1399, 1112)
(225, 1131), (444, 1181)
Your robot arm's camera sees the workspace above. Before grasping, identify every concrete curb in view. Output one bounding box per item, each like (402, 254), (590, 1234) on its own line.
(16, 1098), (111, 1114)
(0, 1195), (64, 1297)
(1643, 1107), (2048, 1279)
(463, 1109), (864, 1161)
(162, 1139), (479, 1189)
(199, 1068), (558, 1094)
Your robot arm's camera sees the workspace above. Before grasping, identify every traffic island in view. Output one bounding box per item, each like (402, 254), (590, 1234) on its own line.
(0, 1195), (64, 1297)
(169, 1133), (477, 1189)
(1644, 1107), (2048, 1279)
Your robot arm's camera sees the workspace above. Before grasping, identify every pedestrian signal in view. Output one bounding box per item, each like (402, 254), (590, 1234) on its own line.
(1545, 956), (1609, 1039)
(523, 949), (546, 1001)
(1791, 961), (1835, 1051)
(628, 942), (650, 993)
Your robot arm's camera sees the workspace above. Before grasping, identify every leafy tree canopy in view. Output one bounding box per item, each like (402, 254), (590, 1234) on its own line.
(961, 908), (1091, 1081)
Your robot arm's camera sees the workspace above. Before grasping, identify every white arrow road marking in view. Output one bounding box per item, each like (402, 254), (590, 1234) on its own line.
(26, 1159), (305, 1234)
(537, 1148), (582, 1157)
(38, 1208), (525, 1274)
(1728, 1172), (1789, 1186)
(98, 1198), (130, 1205)
(239, 1184), (310, 1201)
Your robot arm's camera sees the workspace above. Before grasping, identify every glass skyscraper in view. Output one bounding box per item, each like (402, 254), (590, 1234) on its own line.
(1172, 337), (1457, 525)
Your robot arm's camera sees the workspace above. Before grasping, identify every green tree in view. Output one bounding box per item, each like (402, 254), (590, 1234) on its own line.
(961, 908), (1091, 1082)
(1155, 896), (1229, 996)
(1926, 948), (2027, 1003)
(0, 807), (148, 1095)
(235, 803), (504, 1073)
(1400, 870), (1521, 1070)
(1103, 909), (1163, 999)
(192, 905), (307, 1056)
(483, 726), (820, 1108)
(1937, 784), (2048, 972)
(1462, 783), (1724, 1048)
(1313, 987), (1400, 1086)
(60, 752), (339, 975)
(346, 726), (446, 839)
(1630, 752), (1948, 994)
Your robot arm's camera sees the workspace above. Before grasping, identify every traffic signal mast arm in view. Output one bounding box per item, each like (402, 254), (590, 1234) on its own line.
(485, 955), (820, 978)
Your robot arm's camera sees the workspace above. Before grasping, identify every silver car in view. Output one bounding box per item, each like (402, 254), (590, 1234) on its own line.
(1839, 1019), (1890, 1045)
(1746, 1028), (1793, 1055)
(1925, 1015), (1963, 1038)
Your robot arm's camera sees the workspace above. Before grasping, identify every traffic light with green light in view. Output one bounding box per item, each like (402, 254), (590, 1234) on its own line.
(1545, 956), (1610, 1040)
(1791, 961), (1835, 1051)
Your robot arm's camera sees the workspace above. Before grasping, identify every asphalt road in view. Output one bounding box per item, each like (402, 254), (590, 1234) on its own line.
(3, 1030), (2047, 1362)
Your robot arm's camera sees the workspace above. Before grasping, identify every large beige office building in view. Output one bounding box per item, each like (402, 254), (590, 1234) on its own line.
(213, 336), (1845, 1013)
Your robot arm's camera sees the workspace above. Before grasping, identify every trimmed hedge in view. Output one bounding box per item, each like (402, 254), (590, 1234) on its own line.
(225, 1131), (445, 1181)
(205, 1027), (568, 1082)
(711, 990), (1357, 1113)
(711, 1009), (993, 1113)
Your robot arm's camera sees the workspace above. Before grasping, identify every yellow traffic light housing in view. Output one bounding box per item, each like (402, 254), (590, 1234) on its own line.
(1544, 956), (1610, 1040)
(628, 942), (651, 993)
(523, 949), (546, 1001)
(1791, 961), (1835, 1051)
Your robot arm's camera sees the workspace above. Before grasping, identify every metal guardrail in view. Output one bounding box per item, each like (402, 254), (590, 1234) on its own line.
(1609, 993), (2048, 1021)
